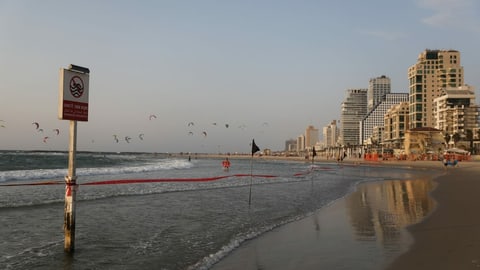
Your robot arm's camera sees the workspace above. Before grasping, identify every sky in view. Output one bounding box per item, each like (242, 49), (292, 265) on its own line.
(1, 0), (480, 154)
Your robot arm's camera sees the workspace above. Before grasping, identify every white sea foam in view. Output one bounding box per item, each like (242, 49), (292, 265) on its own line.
(189, 213), (309, 270)
(0, 158), (193, 183)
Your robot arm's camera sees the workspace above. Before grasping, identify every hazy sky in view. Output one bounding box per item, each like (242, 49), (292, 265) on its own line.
(1, 0), (480, 153)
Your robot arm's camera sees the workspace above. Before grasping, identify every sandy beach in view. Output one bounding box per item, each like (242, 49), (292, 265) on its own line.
(211, 158), (480, 270)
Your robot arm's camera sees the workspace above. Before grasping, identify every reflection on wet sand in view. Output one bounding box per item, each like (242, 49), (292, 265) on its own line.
(345, 178), (435, 258)
(211, 178), (436, 270)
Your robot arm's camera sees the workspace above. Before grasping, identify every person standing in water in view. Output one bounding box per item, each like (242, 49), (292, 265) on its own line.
(222, 157), (231, 171)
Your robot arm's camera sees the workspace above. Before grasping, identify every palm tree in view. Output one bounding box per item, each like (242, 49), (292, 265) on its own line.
(452, 133), (461, 147)
(444, 132), (450, 145)
(466, 129), (474, 152)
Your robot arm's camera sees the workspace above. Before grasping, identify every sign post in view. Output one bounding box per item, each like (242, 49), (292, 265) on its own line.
(59, 64), (90, 253)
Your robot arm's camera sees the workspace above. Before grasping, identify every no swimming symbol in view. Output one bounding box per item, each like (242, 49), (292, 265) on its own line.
(69, 76), (84, 98)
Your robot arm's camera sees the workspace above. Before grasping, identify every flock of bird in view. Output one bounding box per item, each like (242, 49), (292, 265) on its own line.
(1, 115), (269, 146)
(109, 115), (269, 146)
(31, 122), (60, 143)
(1, 119), (60, 144)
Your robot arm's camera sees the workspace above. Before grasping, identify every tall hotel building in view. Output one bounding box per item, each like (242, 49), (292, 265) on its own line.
(408, 49), (464, 129)
(341, 89), (367, 146)
(305, 125), (319, 149)
(368, 75), (391, 112)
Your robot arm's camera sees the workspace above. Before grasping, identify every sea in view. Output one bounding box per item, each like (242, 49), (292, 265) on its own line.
(0, 150), (438, 270)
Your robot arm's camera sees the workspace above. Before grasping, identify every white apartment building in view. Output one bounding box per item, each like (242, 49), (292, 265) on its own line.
(433, 85), (479, 138)
(323, 120), (339, 147)
(341, 89), (367, 146)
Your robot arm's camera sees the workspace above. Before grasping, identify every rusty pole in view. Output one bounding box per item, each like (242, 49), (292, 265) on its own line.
(64, 120), (78, 252)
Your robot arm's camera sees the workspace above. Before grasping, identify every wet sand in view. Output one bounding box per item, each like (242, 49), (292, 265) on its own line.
(386, 162), (480, 269)
(211, 160), (480, 270)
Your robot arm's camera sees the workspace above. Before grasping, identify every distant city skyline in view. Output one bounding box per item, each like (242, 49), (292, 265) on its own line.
(317, 49), (478, 153)
(2, 1), (480, 153)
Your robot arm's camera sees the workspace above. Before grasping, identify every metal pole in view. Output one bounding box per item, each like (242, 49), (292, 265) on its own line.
(64, 120), (78, 252)
(248, 156), (253, 206)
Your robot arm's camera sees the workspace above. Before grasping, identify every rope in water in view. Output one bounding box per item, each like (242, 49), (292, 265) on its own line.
(0, 166), (337, 187)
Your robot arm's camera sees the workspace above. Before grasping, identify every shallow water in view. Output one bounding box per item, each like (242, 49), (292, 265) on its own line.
(0, 151), (439, 269)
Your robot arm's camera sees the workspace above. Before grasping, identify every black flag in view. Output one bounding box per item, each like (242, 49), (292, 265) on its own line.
(251, 139), (260, 156)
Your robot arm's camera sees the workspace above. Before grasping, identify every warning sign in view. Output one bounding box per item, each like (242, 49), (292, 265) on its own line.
(59, 68), (89, 121)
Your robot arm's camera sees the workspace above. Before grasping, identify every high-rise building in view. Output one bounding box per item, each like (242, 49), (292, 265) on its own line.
(408, 49), (464, 129)
(323, 120), (339, 147)
(368, 75), (391, 112)
(360, 93), (408, 145)
(341, 89), (367, 146)
(433, 85), (479, 137)
(296, 135), (305, 153)
(284, 139), (297, 152)
(384, 102), (409, 149)
(305, 125), (319, 149)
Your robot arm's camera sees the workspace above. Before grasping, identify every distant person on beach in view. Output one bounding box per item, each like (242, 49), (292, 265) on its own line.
(443, 157), (458, 169)
(452, 158), (458, 167)
(222, 158), (231, 171)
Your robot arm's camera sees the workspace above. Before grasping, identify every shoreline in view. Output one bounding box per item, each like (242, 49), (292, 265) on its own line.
(189, 153), (461, 171)
(210, 158), (480, 269)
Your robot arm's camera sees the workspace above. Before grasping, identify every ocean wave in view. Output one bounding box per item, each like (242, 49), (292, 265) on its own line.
(0, 159), (193, 183)
(188, 212), (311, 270)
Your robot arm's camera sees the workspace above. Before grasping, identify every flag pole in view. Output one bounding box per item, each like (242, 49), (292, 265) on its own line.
(311, 147), (316, 168)
(249, 156), (253, 206)
(249, 139), (260, 206)
(311, 147), (315, 188)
